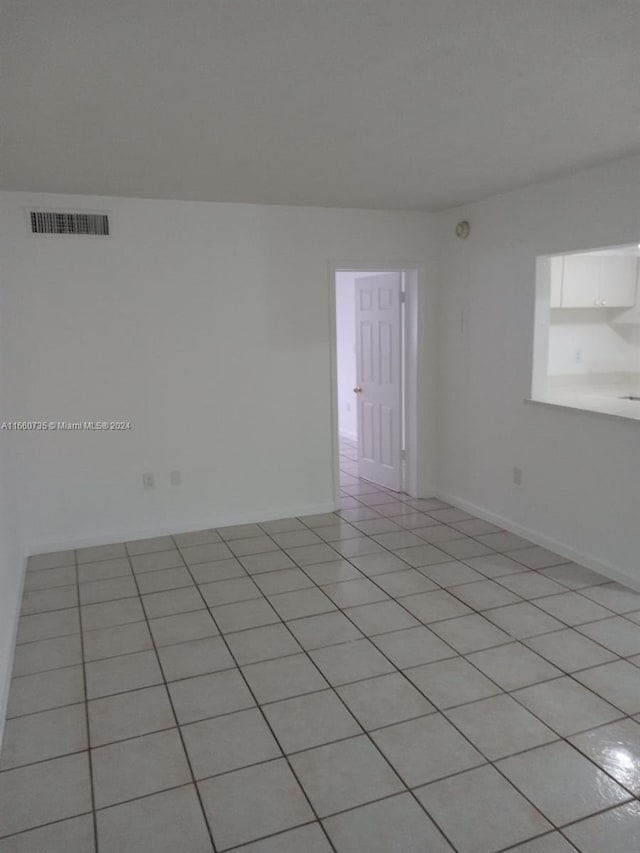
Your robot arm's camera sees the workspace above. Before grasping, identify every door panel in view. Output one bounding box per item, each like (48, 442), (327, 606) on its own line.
(379, 322), (393, 383)
(380, 405), (394, 466)
(361, 401), (375, 461)
(360, 322), (374, 381)
(355, 272), (402, 490)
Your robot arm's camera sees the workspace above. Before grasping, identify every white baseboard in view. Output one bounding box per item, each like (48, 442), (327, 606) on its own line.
(435, 489), (640, 593)
(25, 501), (338, 556)
(0, 556), (27, 750)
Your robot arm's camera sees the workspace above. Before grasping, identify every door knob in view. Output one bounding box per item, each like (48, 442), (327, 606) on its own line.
(353, 386), (362, 393)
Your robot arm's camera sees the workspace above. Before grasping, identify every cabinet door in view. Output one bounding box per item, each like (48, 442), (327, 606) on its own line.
(549, 256), (564, 307)
(598, 256), (638, 307)
(561, 254), (601, 307)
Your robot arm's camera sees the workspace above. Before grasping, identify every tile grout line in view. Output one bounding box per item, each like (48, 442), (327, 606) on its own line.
(335, 483), (640, 812)
(169, 533), (342, 853)
(6, 552), (640, 710)
(13, 587), (639, 675)
(334, 458), (634, 848)
(3, 662), (636, 777)
(268, 471), (603, 849)
(18, 526), (640, 632)
(227, 523), (462, 853)
(118, 546), (220, 853)
(5, 462), (640, 850)
(263, 512), (640, 748)
(267, 557), (563, 849)
(496, 829), (582, 853)
(282, 473), (640, 836)
(8, 516), (640, 728)
(73, 545), (100, 853)
(292, 486), (635, 638)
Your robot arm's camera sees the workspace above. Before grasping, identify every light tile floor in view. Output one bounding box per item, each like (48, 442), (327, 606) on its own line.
(1, 437), (640, 852)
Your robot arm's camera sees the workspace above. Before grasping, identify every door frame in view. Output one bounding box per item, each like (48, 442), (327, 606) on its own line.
(329, 262), (422, 501)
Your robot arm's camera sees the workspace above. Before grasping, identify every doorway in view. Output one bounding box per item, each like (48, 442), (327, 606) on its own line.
(331, 266), (420, 500)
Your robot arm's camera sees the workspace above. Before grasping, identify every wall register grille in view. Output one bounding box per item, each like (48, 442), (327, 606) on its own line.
(30, 211), (110, 235)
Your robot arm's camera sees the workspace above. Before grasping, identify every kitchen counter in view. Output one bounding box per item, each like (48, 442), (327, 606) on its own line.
(530, 374), (640, 422)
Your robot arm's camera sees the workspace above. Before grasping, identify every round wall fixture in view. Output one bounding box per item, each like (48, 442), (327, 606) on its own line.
(455, 220), (470, 239)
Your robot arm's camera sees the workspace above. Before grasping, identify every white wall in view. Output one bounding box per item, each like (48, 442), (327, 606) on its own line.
(0, 193), (438, 557)
(548, 310), (640, 377)
(335, 272), (358, 440)
(436, 153), (640, 587)
(0, 459), (23, 747)
(0, 230), (26, 744)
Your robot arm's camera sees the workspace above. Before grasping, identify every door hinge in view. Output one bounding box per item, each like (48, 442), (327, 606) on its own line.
(400, 292), (406, 303)
(401, 449), (406, 460)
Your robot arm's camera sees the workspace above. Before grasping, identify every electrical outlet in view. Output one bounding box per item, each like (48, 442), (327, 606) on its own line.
(170, 470), (182, 486)
(574, 348), (582, 364)
(512, 466), (523, 486)
(142, 473), (155, 490)
(346, 402), (351, 412)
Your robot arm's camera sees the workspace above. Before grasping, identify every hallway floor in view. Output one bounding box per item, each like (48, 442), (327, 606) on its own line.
(1, 437), (640, 852)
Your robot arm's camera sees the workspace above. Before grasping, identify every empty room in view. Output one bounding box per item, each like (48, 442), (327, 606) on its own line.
(1, 2), (640, 852)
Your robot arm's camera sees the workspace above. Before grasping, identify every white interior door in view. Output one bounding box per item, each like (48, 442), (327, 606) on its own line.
(355, 272), (403, 491)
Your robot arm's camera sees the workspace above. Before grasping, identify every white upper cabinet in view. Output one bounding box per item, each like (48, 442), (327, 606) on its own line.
(560, 254), (600, 307)
(549, 256), (564, 307)
(555, 253), (638, 308)
(599, 256), (638, 307)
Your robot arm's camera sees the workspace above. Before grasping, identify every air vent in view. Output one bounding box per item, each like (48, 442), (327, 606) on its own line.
(30, 211), (109, 236)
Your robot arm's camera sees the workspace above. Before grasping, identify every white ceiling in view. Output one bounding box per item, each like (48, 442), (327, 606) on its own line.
(2, 0), (640, 211)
